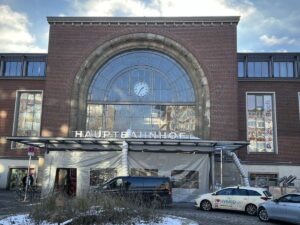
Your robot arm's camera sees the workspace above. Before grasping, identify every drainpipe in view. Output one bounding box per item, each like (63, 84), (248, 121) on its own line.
(121, 141), (129, 176)
(225, 151), (250, 187)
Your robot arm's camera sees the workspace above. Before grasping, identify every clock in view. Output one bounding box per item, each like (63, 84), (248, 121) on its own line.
(134, 82), (149, 97)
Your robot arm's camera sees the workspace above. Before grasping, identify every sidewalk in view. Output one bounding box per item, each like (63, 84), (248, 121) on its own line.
(0, 190), (37, 219)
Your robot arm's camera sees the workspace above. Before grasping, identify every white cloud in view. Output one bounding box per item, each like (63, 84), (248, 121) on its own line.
(260, 34), (296, 46)
(71, 0), (255, 18)
(0, 5), (46, 53)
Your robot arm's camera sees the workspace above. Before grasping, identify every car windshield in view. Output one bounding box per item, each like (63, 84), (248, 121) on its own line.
(263, 190), (272, 197)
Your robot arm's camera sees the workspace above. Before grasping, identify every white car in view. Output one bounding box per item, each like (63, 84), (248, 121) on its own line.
(195, 186), (273, 215)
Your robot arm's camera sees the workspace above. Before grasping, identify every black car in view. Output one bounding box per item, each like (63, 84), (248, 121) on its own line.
(96, 176), (172, 206)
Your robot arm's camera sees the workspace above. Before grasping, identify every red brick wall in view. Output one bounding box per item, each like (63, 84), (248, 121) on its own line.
(43, 24), (239, 140)
(0, 79), (45, 157)
(238, 81), (300, 164)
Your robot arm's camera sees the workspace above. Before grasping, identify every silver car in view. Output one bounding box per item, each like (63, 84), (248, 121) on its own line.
(258, 193), (300, 224)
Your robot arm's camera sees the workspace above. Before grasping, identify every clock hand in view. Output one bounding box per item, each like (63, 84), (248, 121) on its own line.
(138, 87), (144, 95)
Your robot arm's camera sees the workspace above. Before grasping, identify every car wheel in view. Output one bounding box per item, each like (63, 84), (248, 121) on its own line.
(200, 200), (212, 211)
(245, 204), (257, 216)
(258, 207), (269, 222)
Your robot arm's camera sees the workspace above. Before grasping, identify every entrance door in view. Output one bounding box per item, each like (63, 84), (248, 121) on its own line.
(54, 168), (77, 196)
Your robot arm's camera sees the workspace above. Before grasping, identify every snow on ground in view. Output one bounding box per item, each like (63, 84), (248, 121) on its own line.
(0, 214), (198, 225)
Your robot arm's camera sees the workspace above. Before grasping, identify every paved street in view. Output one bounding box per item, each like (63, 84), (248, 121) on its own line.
(161, 203), (287, 225)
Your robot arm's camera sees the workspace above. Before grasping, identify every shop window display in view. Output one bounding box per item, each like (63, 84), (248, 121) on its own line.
(130, 168), (158, 176)
(90, 168), (117, 186)
(171, 170), (199, 189)
(8, 168), (35, 190)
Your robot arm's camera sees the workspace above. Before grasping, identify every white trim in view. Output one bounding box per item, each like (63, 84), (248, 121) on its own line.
(11, 90), (44, 149)
(245, 91), (278, 154)
(298, 92), (300, 121)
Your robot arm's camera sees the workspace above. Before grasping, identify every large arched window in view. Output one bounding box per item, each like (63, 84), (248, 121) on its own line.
(87, 50), (196, 134)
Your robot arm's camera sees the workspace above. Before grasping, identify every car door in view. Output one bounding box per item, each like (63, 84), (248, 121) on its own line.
(212, 188), (234, 210)
(231, 188), (249, 211)
(269, 195), (292, 221)
(284, 194), (300, 224)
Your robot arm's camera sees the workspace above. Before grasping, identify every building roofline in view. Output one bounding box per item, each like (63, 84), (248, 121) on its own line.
(47, 16), (240, 25)
(238, 52), (300, 55)
(0, 53), (48, 56)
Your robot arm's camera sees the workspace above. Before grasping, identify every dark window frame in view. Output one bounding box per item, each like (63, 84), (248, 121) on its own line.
(0, 55), (47, 78)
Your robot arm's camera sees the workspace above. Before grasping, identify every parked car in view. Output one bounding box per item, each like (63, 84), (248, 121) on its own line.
(258, 193), (300, 224)
(95, 176), (172, 206)
(195, 186), (272, 215)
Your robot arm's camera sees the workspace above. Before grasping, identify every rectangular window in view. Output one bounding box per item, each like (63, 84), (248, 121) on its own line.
(298, 92), (300, 120)
(27, 61), (46, 77)
(90, 168), (117, 186)
(130, 168), (158, 176)
(171, 170), (199, 189)
(247, 62), (269, 77)
(13, 91), (43, 148)
(238, 62), (244, 77)
(249, 173), (278, 187)
(4, 61), (22, 76)
(246, 93), (276, 153)
(274, 62), (294, 77)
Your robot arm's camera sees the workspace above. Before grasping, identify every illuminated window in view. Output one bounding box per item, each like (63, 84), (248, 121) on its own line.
(87, 50), (196, 135)
(12, 91), (43, 148)
(246, 93), (276, 153)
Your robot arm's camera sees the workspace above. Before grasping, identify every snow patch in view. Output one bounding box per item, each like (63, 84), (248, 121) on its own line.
(0, 214), (198, 225)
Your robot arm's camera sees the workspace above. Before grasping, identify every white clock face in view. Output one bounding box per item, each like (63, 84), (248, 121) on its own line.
(134, 82), (149, 97)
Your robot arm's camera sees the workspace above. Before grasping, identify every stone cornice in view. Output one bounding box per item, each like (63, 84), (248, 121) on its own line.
(47, 16), (240, 26)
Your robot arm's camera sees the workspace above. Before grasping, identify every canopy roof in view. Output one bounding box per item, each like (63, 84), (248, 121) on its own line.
(7, 137), (248, 154)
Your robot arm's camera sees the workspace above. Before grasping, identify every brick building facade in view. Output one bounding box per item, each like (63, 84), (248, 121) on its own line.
(0, 17), (299, 198)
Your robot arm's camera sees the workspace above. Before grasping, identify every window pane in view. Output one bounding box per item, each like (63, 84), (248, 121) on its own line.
(4, 61), (22, 76)
(171, 170), (199, 189)
(90, 168), (117, 186)
(247, 94), (275, 153)
(130, 168), (158, 176)
(238, 62), (244, 77)
(254, 62), (262, 77)
(261, 62), (269, 77)
(280, 62), (287, 77)
(217, 188), (233, 195)
(287, 62), (294, 77)
(274, 62), (280, 77)
(89, 50), (195, 103)
(27, 62), (46, 77)
(248, 62), (255, 77)
(87, 104), (196, 135)
(14, 92), (43, 148)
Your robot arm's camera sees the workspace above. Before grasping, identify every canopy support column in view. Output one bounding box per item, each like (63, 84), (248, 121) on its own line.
(210, 152), (215, 192)
(121, 141), (129, 176)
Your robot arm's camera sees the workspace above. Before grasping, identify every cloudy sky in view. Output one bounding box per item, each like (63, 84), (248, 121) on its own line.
(0, 0), (300, 53)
